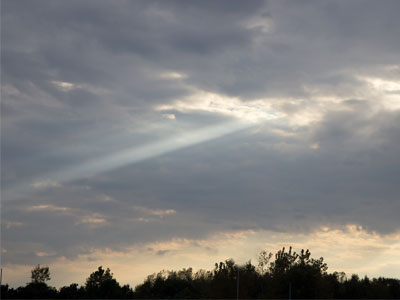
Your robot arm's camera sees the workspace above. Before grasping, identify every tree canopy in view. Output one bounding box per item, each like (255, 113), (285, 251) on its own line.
(1, 247), (399, 299)
(30, 265), (51, 283)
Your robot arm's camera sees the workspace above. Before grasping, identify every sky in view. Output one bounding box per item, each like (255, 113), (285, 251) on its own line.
(1, 0), (400, 288)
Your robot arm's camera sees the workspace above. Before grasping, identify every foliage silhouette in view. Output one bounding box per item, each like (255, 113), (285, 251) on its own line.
(30, 264), (51, 283)
(85, 266), (133, 299)
(1, 247), (399, 299)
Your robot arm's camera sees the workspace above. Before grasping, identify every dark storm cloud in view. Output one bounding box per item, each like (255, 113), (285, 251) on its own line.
(2, 0), (400, 266)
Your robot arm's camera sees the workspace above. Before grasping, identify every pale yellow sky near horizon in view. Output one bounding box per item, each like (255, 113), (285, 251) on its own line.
(3, 224), (400, 288)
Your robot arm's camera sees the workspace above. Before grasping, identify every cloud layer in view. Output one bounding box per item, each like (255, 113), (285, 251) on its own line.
(2, 0), (400, 287)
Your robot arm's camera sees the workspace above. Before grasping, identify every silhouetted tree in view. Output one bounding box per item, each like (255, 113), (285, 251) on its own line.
(1, 265), (57, 299)
(17, 282), (58, 299)
(2, 247), (400, 299)
(31, 264), (51, 283)
(58, 283), (85, 299)
(85, 266), (133, 299)
(257, 249), (273, 275)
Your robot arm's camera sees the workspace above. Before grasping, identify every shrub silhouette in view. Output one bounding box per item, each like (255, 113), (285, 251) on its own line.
(1, 247), (399, 299)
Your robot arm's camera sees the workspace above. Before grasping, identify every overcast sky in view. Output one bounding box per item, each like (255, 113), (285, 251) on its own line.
(2, 0), (400, 287)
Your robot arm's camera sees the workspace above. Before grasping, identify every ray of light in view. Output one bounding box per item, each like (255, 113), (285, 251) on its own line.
(4, 120), (256, 202)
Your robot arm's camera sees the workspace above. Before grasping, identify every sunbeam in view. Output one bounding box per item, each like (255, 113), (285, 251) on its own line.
(4, 120), (257, 202)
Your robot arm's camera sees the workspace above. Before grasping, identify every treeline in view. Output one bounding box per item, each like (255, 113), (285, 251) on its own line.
(2, 247), (400, 299)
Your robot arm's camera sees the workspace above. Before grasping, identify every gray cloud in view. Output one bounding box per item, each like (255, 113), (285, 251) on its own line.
(3, 103), (400, 264)
(2, 0), (400, 268)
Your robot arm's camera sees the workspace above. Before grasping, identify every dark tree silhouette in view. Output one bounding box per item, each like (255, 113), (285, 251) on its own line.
(30, 264), (51, 283)
(1, 246), (399, 299)
(85, 266), (133, 299)
(58, 283), (85, 299)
